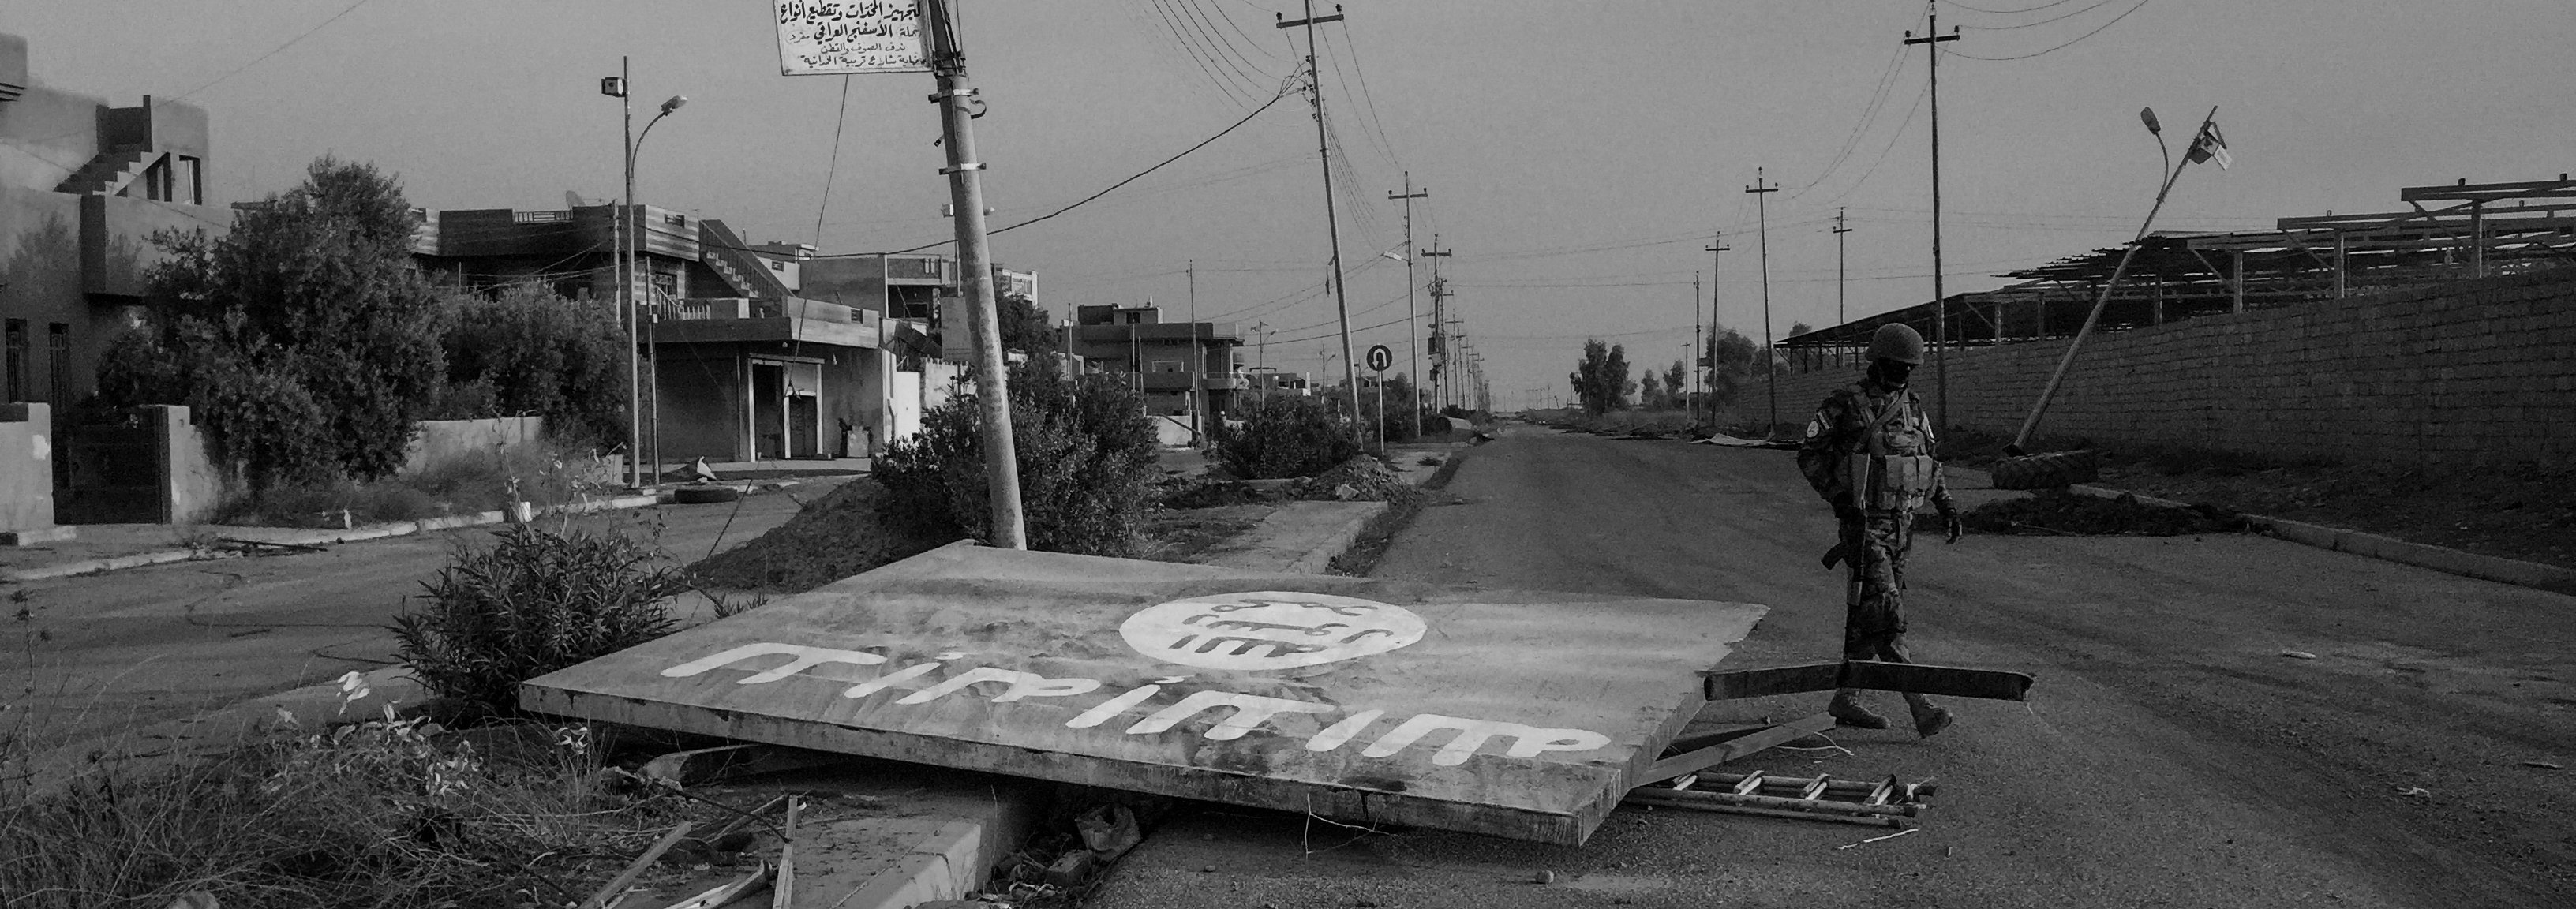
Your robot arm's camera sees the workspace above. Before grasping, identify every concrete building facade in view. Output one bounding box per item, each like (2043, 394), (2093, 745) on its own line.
(1068, 303), (1246, 427)
(0, 33), (233, 411)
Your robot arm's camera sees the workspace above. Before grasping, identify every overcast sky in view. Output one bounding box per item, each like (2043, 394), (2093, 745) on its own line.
(10, 0), (2571, 407)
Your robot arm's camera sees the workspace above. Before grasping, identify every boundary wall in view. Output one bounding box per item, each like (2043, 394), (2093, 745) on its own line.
(1739, 268), (2576, 468)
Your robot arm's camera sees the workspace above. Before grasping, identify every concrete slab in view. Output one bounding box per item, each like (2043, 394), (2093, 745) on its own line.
(522, 542), (1769, 845)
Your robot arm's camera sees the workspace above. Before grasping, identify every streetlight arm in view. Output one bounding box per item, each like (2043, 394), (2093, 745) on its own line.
(630, 110), (675, 171)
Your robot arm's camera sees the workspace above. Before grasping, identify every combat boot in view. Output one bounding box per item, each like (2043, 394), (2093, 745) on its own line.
(1906, 695), (1953, 739)
(1828, 689), (1889, 729)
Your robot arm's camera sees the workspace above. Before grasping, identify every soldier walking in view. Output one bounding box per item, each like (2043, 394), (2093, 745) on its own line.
(1795, 324), (1964, 737)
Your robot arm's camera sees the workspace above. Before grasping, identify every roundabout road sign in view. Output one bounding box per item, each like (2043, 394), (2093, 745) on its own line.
(1366, 344), (1392, 372)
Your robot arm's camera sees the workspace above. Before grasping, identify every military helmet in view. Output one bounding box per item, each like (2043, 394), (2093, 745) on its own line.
(1868, 324), (1926, 365)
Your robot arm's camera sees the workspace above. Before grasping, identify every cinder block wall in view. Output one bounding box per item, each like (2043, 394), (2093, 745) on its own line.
(1736, 268), (2576, 468)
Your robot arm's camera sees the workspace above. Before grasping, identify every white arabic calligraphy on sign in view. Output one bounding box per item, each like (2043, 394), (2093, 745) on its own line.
(774, 0), (929, 76)
(1119, 591), (1427, 670)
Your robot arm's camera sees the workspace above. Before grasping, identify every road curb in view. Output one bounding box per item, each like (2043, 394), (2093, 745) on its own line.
(1956, 467), (2576, 597)
(1283, 503), (1388, 574)
(1, 493), (666, 583)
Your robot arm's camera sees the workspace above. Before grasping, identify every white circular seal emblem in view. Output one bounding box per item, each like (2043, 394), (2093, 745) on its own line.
(1120, 591), (1426, 671)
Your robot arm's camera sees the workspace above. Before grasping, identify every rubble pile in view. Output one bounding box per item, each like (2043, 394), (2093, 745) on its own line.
(1290, 455), (1418, 502)
(688, 480), (946, 593)
(1960, 489), (2252, 537)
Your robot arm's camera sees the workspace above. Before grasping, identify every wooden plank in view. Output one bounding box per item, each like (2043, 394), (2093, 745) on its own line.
(1701, 660), (2033, 701)
(522, 543), (1766, 847)
(1839, 661), (2035, 701)
(1641, 713), (1836, 783)
(1700, 663), (1840, 701)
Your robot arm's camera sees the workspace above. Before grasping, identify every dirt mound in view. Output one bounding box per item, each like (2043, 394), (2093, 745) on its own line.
(1961, 489), (2252, 537)
(1290, 455), (1418, 503)
(688, 479), (953, 593)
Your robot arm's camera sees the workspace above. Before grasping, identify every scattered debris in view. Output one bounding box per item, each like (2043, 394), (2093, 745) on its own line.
(636, 743), (842, 789)
(2395, 786), (2433, 799)
(163, 893), (220, 909)
(576, 821), (695, 909)
(2280, 649), (2319, 660)
(1960, 489), (2252, 537)
(2525, 761), (2563, 770)
(1834, 828), (1918, 850)
(1533, 870), (1556, 885)
(647, 861), (770, 909)
(1626, 769), (1928, 828)
(1076, 803), (1142, 862)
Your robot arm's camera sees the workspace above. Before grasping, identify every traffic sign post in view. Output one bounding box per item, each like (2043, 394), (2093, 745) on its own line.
(1367, 344), (1392, 454)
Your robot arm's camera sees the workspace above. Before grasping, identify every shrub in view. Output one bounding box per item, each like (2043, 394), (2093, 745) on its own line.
(1213, 395), (1358, 479)
(391, 524), (689, 713)
(874, 364), (1160, 556)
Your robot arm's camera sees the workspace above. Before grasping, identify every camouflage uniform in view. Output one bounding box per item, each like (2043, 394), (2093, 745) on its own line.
(1797, 379), (1955, 671)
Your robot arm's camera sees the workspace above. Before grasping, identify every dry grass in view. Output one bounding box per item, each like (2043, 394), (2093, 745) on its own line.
(0, 716), (693, 909)
(216, 440), (609, 529)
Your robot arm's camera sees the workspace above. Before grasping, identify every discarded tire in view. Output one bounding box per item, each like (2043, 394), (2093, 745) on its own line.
(672, 484), (744, 504)
(1988, 450), (2100, 490)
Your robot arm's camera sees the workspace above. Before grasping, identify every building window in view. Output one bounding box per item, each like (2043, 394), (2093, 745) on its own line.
(4, 320), (25, 402)
(1125, 312), (1143, 325)
(47, 324), (69, 403)
(651, 268), (679, 300)
(1151, 360), (1181, 373)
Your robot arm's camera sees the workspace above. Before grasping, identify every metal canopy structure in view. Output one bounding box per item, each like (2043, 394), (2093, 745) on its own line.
(1780, 176), (2576, 358)
(522, 542), (1769, 846)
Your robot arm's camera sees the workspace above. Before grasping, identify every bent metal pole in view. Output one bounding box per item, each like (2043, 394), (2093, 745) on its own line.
(2012, 107), (2216, 450)
(923, 0), (1027, 548)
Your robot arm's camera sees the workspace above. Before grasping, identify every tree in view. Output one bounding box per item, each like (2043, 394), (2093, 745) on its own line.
(1567, 339), (1634, 415)
(1788, 321), (1814, 339)
(103, 156), (450, 488)
(439, 284), (629, 447)
(1702, 327), (1760, 410)
(1638, 370), (1668, 411)
(1663, 359), (1687, 411)
(997, 293), (1057, 359)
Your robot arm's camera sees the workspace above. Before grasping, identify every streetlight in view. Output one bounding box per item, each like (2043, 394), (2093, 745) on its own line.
(2004, 105), (2216, 457)
(607, 52), (687, 488)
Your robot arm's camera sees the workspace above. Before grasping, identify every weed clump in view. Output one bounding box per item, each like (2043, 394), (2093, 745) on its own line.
(1213, 395), (1359, 480)
(874, 364), (1161, 557)
(391, 524), (689, 713)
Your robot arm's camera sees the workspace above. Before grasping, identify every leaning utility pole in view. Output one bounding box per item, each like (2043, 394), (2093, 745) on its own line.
(1188, 259), (1201, 444)
(923, 0), (1026, 548)
(1278, 2), (1362, 443)
(1906, 7), (1960, 428)
(1388, 175), (1428, 436)
(1746, 169), (1780, 436)
(1833, 207), (1854, 327)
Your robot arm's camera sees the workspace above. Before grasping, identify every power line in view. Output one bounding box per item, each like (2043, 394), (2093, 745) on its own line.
(1939, 0), (2080, 14)
(812, 75), (853, 246)
(1946, 0), (2155, 60)
(174, 0), (375, 99)
(1956, 0), (2125, 30)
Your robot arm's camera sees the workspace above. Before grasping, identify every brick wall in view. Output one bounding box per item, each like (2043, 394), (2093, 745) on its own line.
(1736, 268), (2576, 467)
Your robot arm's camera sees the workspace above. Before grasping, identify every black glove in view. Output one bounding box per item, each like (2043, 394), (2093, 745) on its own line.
(1938, 500), (1964, 544)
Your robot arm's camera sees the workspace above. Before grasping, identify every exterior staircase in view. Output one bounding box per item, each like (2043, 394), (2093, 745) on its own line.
(695, 218), (791, 300)
(53, 144), (155, 196)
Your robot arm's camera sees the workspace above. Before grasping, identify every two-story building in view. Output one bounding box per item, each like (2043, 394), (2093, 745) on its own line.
(412, 205), (907, 464)
(0, 33), (233, 410)
(1067, 303), (1245, 440)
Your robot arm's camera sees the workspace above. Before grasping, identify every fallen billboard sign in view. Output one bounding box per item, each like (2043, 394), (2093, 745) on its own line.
(522, 543), (1767, 844)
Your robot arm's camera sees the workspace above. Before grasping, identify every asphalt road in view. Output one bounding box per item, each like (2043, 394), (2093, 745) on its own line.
(1, 481), (847, 750)
(1088, 425), (2575, 908)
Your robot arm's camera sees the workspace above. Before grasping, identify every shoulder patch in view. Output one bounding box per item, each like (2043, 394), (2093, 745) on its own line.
(1803, 417), (1826, 440)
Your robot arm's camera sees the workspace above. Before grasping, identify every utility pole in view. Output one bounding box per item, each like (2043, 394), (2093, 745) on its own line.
(1745, 169), (1780, 436)
(618, 56), (640, 490)
(1278, 3), (1362, 444)
(1388, 175), (1428, 436)
(1703, 234), (1728, 424)
(1690, 271), (1701, 425)
(1189, 259), (1207, 444)
(1833, 207), (1854, 327)
(1421, 237), (1451, 411)
(1906, 6), (1960, 429)
(923, 0), (1026, 548)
